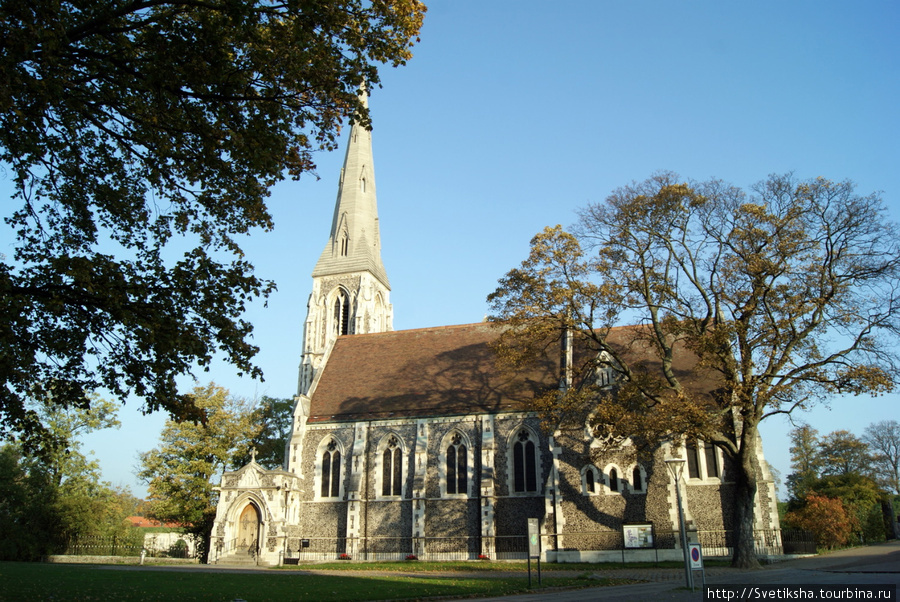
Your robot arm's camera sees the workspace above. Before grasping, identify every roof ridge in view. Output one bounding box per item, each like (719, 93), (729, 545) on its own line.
(333, 321), (645, 341)
(336, 321), (493, 339)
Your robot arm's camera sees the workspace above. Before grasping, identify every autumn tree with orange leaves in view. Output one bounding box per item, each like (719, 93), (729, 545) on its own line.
(488, 172), (900, 568)
(784, 493), (857, 549)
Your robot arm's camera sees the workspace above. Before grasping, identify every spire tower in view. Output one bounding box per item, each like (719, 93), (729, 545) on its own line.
(298, 96), (393, 395)
(311, 93), (389, 288)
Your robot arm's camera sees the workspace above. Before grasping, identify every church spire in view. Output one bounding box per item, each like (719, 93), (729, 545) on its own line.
(297, 93), (393, 396)
(312, 92), (389, 288)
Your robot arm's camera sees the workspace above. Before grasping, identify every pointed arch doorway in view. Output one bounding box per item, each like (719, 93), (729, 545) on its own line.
(237, 503), (261, 559)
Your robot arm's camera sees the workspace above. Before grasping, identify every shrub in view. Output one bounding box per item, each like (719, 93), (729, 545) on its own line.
(783, 493), (857, 549)
(168, 539), (189, 558)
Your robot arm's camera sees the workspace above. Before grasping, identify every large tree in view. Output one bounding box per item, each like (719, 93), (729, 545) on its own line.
(0, 395), (134, 560)
(244, 396), (294, 470)
(138, 382), (259, 560)
(863, 420), (900, 495)
(31, 394), (121, 487)
(786, 424), (823, 502)
(806, 473), (887, 543)
(488, 172), (900, 568)
(0, 0), (425, 451)
(819, 430), (873, 478)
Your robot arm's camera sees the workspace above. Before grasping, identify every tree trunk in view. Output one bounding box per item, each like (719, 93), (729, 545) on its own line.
(731, 422), (762, 569)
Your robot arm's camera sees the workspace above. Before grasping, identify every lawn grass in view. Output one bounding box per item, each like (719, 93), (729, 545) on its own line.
(0, 562), (634, 601)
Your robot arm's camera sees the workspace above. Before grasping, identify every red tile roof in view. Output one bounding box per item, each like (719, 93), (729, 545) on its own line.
(126, 516), (181, 528)
(307, 322), (718, 424)
(308, 323), (558, 423)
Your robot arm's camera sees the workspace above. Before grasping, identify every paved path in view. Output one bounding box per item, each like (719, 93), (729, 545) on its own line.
(462, 541), (900, 601)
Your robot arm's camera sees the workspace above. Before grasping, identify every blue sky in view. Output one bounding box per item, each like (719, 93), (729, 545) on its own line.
(18, 2), (900, 497)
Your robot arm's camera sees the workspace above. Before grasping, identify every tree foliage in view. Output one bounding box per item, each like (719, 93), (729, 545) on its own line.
(0, 444), (62, 560)
(783, 493), (856, 550)
(488, 172), (900, 567)
(786, 424), (822, 502)
(863, 420), (900, 494)
(807, 473), (886, 543)
(30, 394), (120, 487)
(0, 396), (134, 560)
(138, 382), (259, 560)
(785, 425), (892, 543)
(0, 0), (426, 451)
(244, 395), (294, 470)
(819, 430), (873, 478)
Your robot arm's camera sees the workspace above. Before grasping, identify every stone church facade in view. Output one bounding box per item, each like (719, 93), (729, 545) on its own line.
(209, 101), (781, 566)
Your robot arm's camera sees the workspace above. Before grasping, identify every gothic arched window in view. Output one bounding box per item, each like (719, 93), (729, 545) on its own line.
(630, 464), (647, 494)
(581, 465), (601, 495)
(333, 290), (350, 336)
(685, 439), (721, 480)
(373, 294), (385, 333)
(320, 439), (342, 498)
(446, 432), (468, 495)
(704, 441), (720, 478)
(512, 429), (538, 493)
(686, 440), (701, 479)
(381, 436), (403, 496)
(609, 467), (619, 492)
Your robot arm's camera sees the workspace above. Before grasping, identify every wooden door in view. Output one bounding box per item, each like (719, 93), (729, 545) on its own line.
(237, 503), (260, 555)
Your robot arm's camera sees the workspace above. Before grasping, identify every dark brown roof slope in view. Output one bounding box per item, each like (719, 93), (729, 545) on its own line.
(307, 322), (720, 424)
(308, 323), (558, 423)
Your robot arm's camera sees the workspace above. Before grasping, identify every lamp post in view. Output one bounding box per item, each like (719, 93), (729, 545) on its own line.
(665, 458), (692, 590)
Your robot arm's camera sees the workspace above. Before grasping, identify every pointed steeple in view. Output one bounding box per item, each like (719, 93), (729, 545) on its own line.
(296, 93), (393, 398)
(312, 93), (389, 289)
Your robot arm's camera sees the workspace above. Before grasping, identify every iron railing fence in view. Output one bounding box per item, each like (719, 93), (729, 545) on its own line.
(63, 535), (145, 557)
(143, 538), (195, 558)
(285, 535), (526, 562)
(780, 529), (817, 555)
(283, 528), (813, 562)
(63, 534), (198, 559)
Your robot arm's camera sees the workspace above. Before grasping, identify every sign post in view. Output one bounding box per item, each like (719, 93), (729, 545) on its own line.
(688, 543), (704, 592)
(527, 518), (541, 587)
(665, 458), (693, 591)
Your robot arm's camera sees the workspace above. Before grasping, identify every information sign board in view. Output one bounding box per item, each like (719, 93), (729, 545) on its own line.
(623, 524), (653, 549)
(527, 518), (540, 557)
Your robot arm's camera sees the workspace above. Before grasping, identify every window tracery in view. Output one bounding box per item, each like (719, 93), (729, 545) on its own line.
(446, 432), (468, 495)
(685, 439), (721, 481)
(319, 438), (342, 499)
(333, 289), (351, 336)
(376, 434), (406, 499)
(511, 428), (539, 494)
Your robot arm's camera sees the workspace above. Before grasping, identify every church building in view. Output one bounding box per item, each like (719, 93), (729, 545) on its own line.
(209, 99), (781, 565)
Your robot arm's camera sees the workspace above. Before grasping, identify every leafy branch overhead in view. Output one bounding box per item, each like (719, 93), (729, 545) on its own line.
(488, 172), (900, 568)
(0, 0), (426, 449)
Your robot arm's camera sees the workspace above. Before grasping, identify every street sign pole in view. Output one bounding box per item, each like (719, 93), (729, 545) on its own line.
(527, 518), (541, 586)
